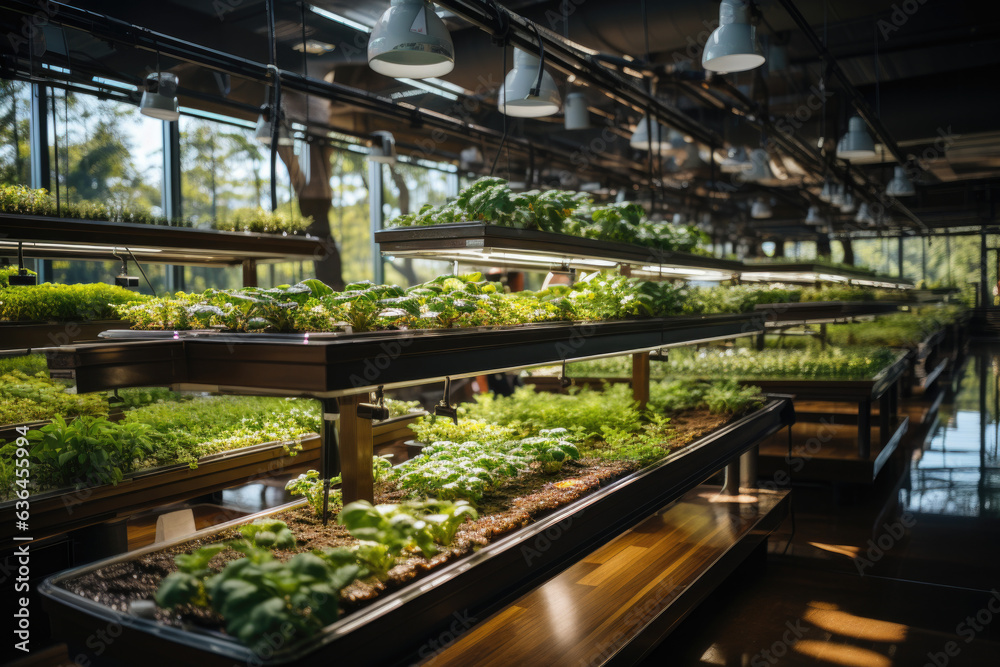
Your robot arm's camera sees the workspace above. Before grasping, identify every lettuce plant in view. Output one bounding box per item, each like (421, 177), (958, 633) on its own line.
(237, 519), (296, 549)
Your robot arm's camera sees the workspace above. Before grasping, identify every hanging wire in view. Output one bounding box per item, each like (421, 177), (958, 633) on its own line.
(489, 37), (509, 178)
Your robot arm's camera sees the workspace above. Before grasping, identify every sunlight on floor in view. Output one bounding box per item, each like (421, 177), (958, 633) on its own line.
(793, 639), (892, 667)
(804, 607), (908, 642)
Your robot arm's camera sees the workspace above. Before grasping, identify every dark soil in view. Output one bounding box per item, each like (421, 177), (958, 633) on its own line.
(60, 409), (732, 637)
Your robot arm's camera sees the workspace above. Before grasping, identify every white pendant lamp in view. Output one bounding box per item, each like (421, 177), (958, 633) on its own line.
(672, 212), (688, 225)
(630, 116), (669, 152)
(804, 206), (823, 225)
(751, 197), (772, 219)
(885, 165), (915, 197)
(818, 179), (836, 203)
(563, 91), (590, 130)
(836, 115), (876, 160)
(139, 72), (179, 121)
(255, 106), (294, 146)
(368, 131), (397, 164)
(720, 146), (750, 173)
(702, 0), (765, 73)
(742, 148), (773, 182)
(830, 183), (845, 207)
(840, 191), (856, 214)
(498, 48), (561, 118)
(368, 0), (455, 79)
(855, 202), (875, 225)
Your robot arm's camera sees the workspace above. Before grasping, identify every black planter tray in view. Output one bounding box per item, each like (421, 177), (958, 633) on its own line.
(738, 262), (914, 288)
(40, 398), (794, 667)
(0, 434), (320, 544)
(45, 314), (762, 395)
(0, 213), (323, 265)
(374, 222), (744, 277)
(0, 319), (124, 351)
(751, 300), (900, 326)
(734, 350), (910, 402)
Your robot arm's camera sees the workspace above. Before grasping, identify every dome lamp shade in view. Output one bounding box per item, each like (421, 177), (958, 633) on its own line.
(368, 0), (455, 79)
(255, 106), (294, 146)
(750, 197), (772, 219)
(368, 131), (397, 164)
(563, 91), (590, 130)
(886, 165), (916, 197)
(804, 206), (823, 225)
(702, 0), (765, 73)
(840, 191), (856, 214)
(498, 48), (561, 118)
(836, 115), (876, 160)
(139, 72), (179, 121)
(720, 146), (750, 173)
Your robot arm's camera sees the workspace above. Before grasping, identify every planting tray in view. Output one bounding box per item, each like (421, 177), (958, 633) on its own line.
(40, 398), (793, 667)
(43, 315), (762, 396)
(752, 300), (900, 326)
(374, 223), (743, 278)
(0, 434), (320, 544)
(0, 319), (123, 351)
(738, 261), (914, 288)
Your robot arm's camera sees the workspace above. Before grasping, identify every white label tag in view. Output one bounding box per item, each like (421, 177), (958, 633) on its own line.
(410, 6), (428, 34)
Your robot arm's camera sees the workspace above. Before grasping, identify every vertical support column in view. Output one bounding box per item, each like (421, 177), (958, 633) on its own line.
(242, 259), (258, 287)
(858, 398), (871, 460)
(879, 389), (892, 448)
(339, 392), (375, 505)
(820, 322), (828, 350)
(368, 160), (385, 285)
(897, 236), (905, 279)
(740, 446), (758, 489)
(320, 398), (340, 525)
(631, 352), (650, 411)
(446, 171), (460, 199)
(29, 85), (51, 282)
(723, 459), (741, 495)
(981, 229), (989, 309)
(29, 84), (50, 190)
(162, 120), (185, 292)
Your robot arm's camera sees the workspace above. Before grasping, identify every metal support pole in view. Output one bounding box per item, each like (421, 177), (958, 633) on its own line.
(898, 237), (905, 279)
(162, 120), (185, 292)
(320, 398), (341, 525)
(982, 229), (989, 309)
(740, 446), (758, 489)
(368, 160), (385, 285)
(723, 458), (741, 496)
(29, 84), (49, 191)
(631, 352), (650, 411)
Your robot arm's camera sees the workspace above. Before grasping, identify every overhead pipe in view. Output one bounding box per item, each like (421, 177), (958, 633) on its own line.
(0, 0), (654, 189)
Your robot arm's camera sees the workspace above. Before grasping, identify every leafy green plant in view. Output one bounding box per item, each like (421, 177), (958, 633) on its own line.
(338, 498), (478, 562)
(237, 519), (296, 549)
(286, 456), (394, 518)
(27, 415), (153, 489)
(212, 208), (312, 234)
(665, 347), (898, 380)
(156, 541), (359, 652)
(0, 370), (109, 425)
(0, 281), (148, 322)
(410, 416), (517, 445)
(506, 428), (580, 473)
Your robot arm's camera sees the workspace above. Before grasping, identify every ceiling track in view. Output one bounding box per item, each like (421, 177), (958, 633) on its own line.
(431, 0), (723, 148)
(0, 0), (658, 188)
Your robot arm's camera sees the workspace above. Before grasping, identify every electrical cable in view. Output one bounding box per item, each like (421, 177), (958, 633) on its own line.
(124, 247), (157, 297)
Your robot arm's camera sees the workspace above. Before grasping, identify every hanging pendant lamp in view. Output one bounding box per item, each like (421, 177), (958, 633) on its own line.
(368, 0), (455, 79)
(702, 0), (765, 73)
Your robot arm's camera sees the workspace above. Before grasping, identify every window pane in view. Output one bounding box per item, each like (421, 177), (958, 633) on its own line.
(0, 78), (31, 186)
(50, 90), (163, 215)
(382, 162), (452, 286)
(179, 116), (298, 227)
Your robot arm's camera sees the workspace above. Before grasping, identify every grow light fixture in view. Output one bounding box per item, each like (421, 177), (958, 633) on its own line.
(113, 249), (139, 289)
(139, 72), (180, 121)
(7, 241), (36, 286)
(750, 198), (772, 219)
(836, 115), (876, 160)
(368, 0), (455, 79)
(368, 131), (398, 164)
(255, 105), (294, 146)
(499, 47), (561, 118)
(564, 91), (590, 130)
(434, 377), (458, 424)
(885, 166), (915, 197)
(702, 0), (765, 73)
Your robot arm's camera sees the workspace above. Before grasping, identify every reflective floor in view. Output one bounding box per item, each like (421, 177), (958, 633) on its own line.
(640, 345), (1000, 666)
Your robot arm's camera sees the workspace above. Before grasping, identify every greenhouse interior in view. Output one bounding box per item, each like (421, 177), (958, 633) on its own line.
(1, 0), (999, 665)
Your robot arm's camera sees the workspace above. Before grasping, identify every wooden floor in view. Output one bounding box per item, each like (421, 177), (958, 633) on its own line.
(421, 486), (789, 667)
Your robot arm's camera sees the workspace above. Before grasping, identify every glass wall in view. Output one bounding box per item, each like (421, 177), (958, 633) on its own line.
(49, 89), (163, 215)
(382, 161), (453, 286)
(0, 79), (30, 186)
(178, 116), (298, 227)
